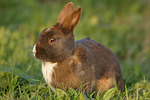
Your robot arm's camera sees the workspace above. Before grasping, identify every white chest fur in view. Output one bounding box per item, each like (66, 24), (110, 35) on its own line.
(42, 62), (57, 85)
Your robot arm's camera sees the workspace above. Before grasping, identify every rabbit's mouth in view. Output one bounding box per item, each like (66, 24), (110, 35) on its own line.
(33, 44), (36, 57)
(32, 44), (47, 61)
(32, 44), (53, 62)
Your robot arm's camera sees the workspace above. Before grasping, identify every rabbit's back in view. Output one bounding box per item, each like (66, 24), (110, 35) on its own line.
(75, 38), (123, 91)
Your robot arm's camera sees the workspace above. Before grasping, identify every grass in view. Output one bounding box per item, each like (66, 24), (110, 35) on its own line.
(0, 0), (150, 99)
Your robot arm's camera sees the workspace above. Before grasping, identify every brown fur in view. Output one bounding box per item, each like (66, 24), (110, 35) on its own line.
(33, 2), (123, 94)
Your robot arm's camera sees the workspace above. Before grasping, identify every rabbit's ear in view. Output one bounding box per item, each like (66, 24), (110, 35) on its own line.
(61, 7), (81, 30)
(57, 2), (74, 24)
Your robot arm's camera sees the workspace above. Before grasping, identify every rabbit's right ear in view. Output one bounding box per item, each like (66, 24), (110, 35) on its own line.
(57, 2), (74, 24)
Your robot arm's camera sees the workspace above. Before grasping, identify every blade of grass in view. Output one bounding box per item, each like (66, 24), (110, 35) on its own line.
(125, 85), (129, 100)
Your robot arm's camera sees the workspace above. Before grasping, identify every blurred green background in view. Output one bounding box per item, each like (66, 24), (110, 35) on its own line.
(0, 0), (150, 87)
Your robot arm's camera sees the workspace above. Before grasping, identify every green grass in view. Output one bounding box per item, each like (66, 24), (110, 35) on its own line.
(0, 0), (150, 99)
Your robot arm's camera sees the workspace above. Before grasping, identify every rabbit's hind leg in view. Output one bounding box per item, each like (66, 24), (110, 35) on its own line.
(97, 77), (114, 93)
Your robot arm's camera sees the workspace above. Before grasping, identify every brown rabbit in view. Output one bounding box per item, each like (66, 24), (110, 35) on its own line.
(33, 2), (123, 94)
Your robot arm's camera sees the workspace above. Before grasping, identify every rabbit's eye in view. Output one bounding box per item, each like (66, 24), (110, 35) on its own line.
(49, 38), (56, 44)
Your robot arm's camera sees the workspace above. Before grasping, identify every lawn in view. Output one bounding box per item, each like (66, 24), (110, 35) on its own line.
(0, 0), (150, 99)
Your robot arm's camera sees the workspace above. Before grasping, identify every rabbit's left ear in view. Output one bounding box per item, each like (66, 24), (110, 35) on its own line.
(61, 7), (81, 30)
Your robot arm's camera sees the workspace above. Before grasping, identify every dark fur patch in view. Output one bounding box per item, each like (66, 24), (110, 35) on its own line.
(53, 23), (73, 35)
(35, 24), (75, 62)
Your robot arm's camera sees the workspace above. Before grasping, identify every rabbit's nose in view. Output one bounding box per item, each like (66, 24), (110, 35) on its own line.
(33, 44), (36, 57)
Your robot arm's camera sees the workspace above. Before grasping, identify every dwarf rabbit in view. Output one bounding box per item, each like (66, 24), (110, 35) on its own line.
(33, 2), (123, 94)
